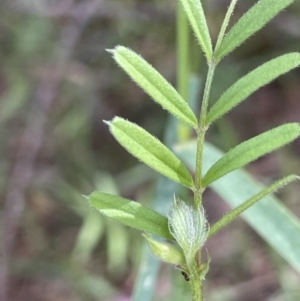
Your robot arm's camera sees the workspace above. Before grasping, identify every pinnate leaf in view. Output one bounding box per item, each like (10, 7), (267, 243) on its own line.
(215, 0), (295, 59)
(207, 53), (300, 124)
(87, 192), (174, 240)
(203, 123), (300, 186)
(175, 141), (300, 273)
(108, 46), (198, 127)
(106, 117), (194, 188)
(178, 0), (213, 61)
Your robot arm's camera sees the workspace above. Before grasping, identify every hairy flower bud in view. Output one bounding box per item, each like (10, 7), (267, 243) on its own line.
(168, 197), (208, 259)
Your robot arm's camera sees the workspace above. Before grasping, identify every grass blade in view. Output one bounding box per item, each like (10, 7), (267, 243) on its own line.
(207, 53), (300, 124)
(106, 117), (194, 188)
(176, 141), (300, 274)
(215, 0), (295, 59)
(202, 123), (300, 187)
(178, 0), (213, 61)
(108, 46), (198, 127)
(87, 192), (174, 240)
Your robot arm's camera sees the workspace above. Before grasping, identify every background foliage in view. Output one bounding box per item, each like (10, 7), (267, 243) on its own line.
(0, 0), (300, 300)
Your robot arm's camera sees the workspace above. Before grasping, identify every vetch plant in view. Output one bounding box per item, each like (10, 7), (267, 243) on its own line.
(85, 0), (300, 300)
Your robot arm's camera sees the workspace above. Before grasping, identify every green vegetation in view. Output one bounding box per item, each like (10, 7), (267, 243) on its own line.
(87, 0), (300, 300)
(1, 1), (300, 301)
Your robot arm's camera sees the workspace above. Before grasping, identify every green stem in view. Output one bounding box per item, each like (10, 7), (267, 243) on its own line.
(187, 258), (204, 301)
(194, 62), (216, 206)
(199, 62), (216, 126)
(190, 277), (203, 301)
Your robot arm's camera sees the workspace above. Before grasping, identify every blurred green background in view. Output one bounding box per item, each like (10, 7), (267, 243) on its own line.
(0, 0), (300, 300)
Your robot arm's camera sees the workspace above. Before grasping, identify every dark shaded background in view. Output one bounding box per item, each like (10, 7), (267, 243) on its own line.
(0, 0), (300, 300)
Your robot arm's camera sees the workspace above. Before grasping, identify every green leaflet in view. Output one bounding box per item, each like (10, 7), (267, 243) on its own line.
(87, 192), (174, 240)
(207, 53), (300, 124)
(215, 0), (295, 60)
(106, 117), (194, 188)
(178, 0), (213, 61)
(209, 175), (299, 237)
(108, 46), (198, 128)
(202, 123), (300, 187)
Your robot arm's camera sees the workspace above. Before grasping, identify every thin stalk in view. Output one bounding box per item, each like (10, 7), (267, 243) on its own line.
(194, 62), (216, 206)
(199, 62), (217, 125)
(214, 0), (238, 54)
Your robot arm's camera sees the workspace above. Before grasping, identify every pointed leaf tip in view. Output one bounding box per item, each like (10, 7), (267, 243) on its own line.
(105, 48), (115, 54)
(103, 120), (111, 126)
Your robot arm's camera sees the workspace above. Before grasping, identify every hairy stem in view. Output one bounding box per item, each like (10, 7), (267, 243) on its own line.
(194, 62), (216, 206)
(187, 257), (204, 301)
